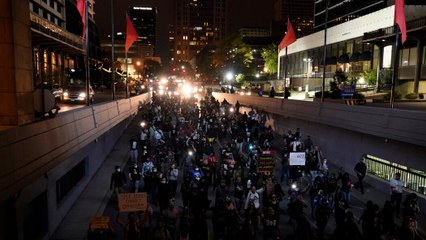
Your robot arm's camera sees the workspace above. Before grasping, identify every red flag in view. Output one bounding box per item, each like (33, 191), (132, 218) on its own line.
(278, 18), (297, 51)
(76, 0), (86, 39)
(394, 0), (407, 45)
(125, 14), (139, 54)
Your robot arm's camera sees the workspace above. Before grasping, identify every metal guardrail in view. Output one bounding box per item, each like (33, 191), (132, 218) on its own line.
(365, 155), (426, 195)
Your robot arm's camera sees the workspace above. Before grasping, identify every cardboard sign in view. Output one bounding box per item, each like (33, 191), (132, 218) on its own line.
(118, 192), (148, 212)
(289, 152), (306, 166)
(89, 216), (110, 230)
(257, 154), (275, 175)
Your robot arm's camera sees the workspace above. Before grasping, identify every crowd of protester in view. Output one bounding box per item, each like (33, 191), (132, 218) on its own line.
(93, 91), (422, 240)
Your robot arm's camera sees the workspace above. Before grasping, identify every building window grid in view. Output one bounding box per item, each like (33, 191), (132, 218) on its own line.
(365, 154), (426, 195)
(400, 47), (418, 66)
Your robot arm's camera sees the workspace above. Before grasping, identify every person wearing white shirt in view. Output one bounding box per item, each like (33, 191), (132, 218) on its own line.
(244, 186), (264, 210)
(390, 172), (404, 218)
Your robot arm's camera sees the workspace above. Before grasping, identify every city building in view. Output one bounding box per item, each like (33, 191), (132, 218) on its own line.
(239, 28), (271, 38)
(278, 3), (426, 96)
(173, 0), (227, 63)
(128, 6), (157, 57)
(272, 0), (314, 38)
(31, 0), (101, 87)
(314, 0), (387, 32)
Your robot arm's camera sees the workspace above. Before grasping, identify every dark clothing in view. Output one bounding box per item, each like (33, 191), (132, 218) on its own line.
(284, 88), (291, 99)
(354, 161), (367, 194)
(110, 171), (127, 189)
(269, 88), (276, 98)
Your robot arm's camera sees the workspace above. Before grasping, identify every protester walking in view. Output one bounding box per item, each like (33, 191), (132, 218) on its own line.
(354, 157), (367, 194)
(110, 165), (127, 202)
(390, 172), (404, 218)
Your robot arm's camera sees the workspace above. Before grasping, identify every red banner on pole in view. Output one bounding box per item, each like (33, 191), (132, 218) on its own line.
(278, 18), (297, 51)
(395, 0), (407, 45)
(125, 14), (139, 54)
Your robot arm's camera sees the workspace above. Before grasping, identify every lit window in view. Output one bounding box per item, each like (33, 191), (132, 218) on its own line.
(382, 45), (392, 68)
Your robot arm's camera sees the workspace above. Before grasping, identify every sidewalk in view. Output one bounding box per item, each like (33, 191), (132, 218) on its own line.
(51, 116), (141, 240)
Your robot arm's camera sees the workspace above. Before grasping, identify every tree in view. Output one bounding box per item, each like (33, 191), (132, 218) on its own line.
(360, 69), (377, 85)
(195, 47), (216, 82)
(144, 59), (162, 79)
(212, 34), (254, 79)
(261, 44), (278, 76)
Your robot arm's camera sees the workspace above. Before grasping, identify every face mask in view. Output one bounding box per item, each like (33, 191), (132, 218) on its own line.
(117, 168), (121, 172)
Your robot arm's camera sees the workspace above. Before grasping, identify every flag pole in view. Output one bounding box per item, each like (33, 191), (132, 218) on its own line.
(277, 49), (281, 80)
(111, 0), (115, 100)
(283, 47), (288, 99)
(125, 52), (129, 98)
(84, 0), (90, 106)
(321, 0), (329, 103)
(390, 25), (400, 109)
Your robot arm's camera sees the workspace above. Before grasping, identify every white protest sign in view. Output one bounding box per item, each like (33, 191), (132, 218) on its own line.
(289, 152), (306, 166)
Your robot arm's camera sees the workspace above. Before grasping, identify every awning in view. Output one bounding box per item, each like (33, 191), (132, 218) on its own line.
(321, 57), (337, 65)
(359, 51), (371, 61)
(337, 54), (349, 63)
(349, 52), (361, 62)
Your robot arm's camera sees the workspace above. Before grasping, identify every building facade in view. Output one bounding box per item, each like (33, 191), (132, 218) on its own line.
(31, 0), (101, 88)
(314, 0), (387, 32)
(272, 0), (314, 38)
(173, 0), (227, 63)
(278, 4), (426, 96)
(128, 6), (156, 57)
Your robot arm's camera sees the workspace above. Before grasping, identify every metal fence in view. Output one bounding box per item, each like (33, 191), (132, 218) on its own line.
(364, 154), (426, 195)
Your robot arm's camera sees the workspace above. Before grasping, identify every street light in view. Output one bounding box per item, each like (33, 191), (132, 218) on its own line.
(225, 72), (233, 81)
(321, 0), (330, 103)
(303, 58), (313, 98)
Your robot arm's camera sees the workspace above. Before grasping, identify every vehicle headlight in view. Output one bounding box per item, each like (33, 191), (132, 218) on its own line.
(79, 92), (87, 98)
(158, 89), (165, 95)
(63, 92), (69, 97)
(182, 84), (192, 96)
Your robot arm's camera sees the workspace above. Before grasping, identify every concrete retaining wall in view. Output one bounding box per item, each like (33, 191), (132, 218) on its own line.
(0, 94), (150, 203)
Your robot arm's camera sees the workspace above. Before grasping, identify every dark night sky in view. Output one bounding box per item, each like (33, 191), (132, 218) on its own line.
(95, 0), (275, 61)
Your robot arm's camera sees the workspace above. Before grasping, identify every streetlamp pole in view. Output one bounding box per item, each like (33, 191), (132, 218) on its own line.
(111, 0), (115, 100)
(303, 58), (312, 98)
(321, 0), (330, 103)
(85, 0), (90, 106)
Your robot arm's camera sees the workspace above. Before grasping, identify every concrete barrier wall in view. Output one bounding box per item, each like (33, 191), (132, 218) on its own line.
(0, 94), (150, 203)
(213, 93), (426, 147)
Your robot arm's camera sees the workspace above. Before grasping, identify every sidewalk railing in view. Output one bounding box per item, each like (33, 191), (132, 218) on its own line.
(364, 154), (426, 195)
